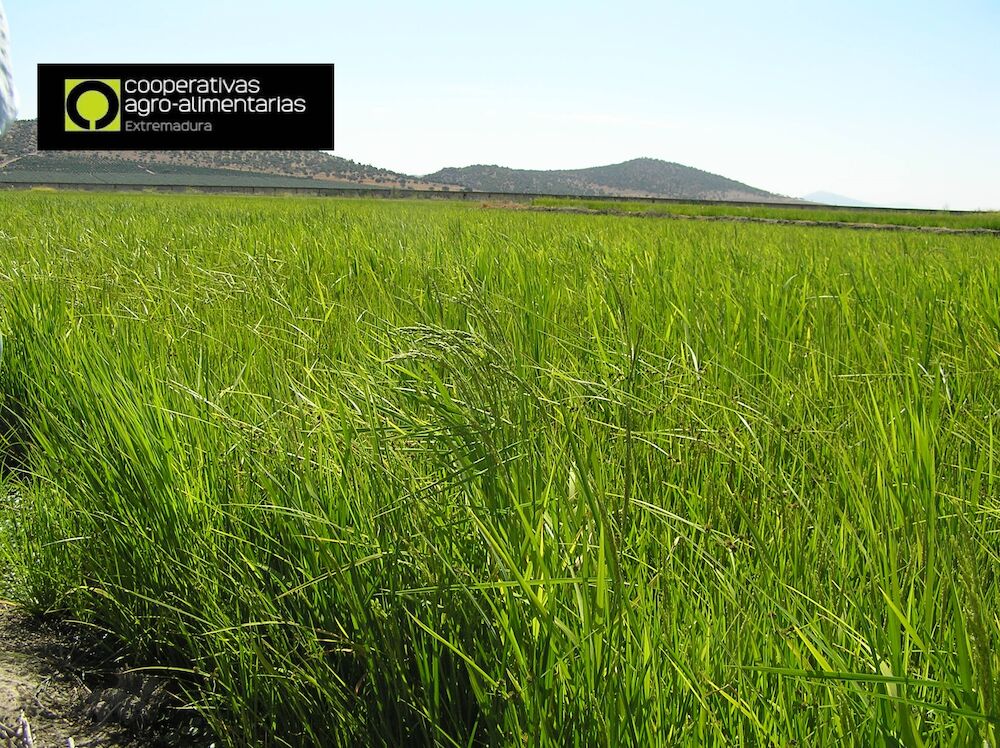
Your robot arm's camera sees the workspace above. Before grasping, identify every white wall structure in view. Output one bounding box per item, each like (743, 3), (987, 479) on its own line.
(0, 2), (16, 134)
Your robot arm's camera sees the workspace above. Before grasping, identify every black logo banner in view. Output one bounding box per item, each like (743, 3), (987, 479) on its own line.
(38, 64), (334, 150)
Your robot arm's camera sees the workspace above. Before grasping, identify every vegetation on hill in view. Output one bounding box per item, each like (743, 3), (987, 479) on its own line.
(0, 120), (450, 189)
(425, 157), (793, 201)
(4, 121), (795, 200)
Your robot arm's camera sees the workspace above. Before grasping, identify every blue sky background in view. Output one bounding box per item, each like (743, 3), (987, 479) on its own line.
(5, 1), (999, 209)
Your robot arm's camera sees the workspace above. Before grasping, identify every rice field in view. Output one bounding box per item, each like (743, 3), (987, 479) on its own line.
(0, 191), (998, 746)
(533, 196), (1000, 232)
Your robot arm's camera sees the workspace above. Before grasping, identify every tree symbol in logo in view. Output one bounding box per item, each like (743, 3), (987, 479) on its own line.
(65, 79), (120, 131)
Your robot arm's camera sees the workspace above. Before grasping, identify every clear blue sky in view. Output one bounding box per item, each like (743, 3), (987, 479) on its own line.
(5, 0), (999, 209)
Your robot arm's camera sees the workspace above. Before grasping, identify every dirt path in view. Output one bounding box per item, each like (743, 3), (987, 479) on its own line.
(0, 604), (212, 748)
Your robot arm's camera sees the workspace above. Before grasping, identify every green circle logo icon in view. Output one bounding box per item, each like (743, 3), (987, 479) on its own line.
(65, 79), (121, 132)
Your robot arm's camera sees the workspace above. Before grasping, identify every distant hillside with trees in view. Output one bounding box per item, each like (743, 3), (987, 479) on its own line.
(2, 121), (794, 201)
(425, 158), (794, 201)
(0, 121), (451, 189)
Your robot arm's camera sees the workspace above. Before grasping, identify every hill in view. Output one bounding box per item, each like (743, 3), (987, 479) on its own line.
(3, 121), (793, 201)
(0, 120), (450, 190)
(424, 158), (794, 202)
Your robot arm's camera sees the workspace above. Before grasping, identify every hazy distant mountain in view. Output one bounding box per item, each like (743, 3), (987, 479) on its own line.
(803, 191), (876, 208)
(424, 158), (796, 202)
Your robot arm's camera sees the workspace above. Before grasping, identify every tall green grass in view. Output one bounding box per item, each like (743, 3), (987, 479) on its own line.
(533, 196), (1000, 231)
(0, 191), (997, 746)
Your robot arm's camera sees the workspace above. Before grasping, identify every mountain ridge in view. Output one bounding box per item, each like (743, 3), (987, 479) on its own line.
(2, 120), (793, 201)
(425, 158), (796, 202)
(0, 120), (444, 188)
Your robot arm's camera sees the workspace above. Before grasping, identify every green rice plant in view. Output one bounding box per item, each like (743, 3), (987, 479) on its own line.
(533, 196), (1000, 232)
(0, 191), (997, 746)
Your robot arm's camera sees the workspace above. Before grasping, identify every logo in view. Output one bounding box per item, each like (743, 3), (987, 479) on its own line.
(40, 65), (334, 150)
(64, 79), (121, 132)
